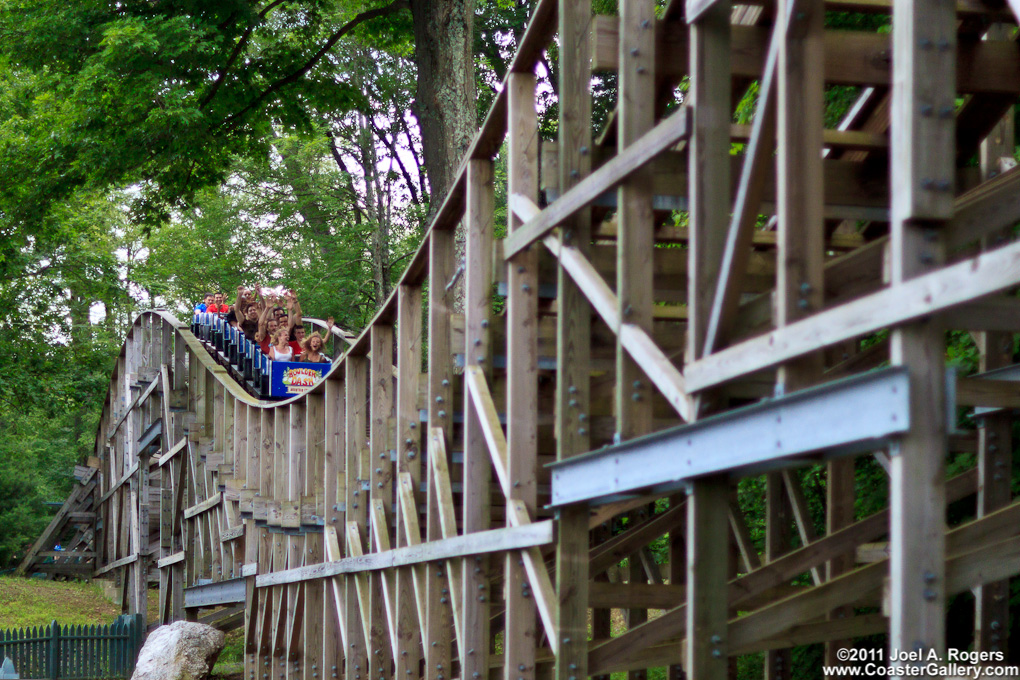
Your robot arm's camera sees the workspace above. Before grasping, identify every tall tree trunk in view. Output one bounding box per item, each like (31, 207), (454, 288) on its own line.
(411, 0), (476, 212)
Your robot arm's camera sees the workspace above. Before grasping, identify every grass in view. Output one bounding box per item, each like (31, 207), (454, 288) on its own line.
(211, 628), (245, 680)
(0, 577), (123, 629)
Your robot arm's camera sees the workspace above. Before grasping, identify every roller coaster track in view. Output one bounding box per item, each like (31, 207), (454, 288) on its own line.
(20, 0), (1020, 676)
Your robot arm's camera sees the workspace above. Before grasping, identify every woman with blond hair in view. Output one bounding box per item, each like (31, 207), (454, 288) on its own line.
(299, 331), (331, 364)
(268, 326), (294, 362)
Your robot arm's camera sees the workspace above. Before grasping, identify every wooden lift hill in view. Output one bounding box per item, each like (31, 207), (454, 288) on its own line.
(36, 0), (1020, 676)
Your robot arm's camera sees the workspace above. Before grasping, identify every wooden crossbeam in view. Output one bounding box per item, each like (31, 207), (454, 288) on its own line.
(592, 20), (1020, 94)
(503, 106), (691, 259)
(587, 468), (977, 674)
(396, 473), (430, 639)
(589, 502), (686, 575)
(99, 462), (140, 505)
(528, 228), (692, 421)
(463, 369), (564, 654)
(323, 526), (349, 649)
(425, 429), (466, 655)
(183, 491), (223, 519)
(685, 236), (1020, 392)
(370, 499), (400, 656)
(344, 521), (374, 648)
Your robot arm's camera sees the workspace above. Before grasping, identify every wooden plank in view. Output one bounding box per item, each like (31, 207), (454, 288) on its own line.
(99, 461), (140, 505)
(616, 14), (659, 673)
(589, 502), (687, 575)
(344, 355), (369, 680)
(221, 524), (245, 542)
(729, 506), (1020, 654)
(344, 521), (373, 647)
(370, 499), (399, 657)
(887, 0), (954, 660)
(463, 371), (559, 651)
(684, 4), (733, 679)
(425, 227), (454, 680)
(687, 477), (730, 680)
(324, 525), (349, 649)
(396, 473), (429, 639)
(956, 377), (1020, 408)
(303, 392), (325, 680)
(425, 429), (465, 655)
(184, 491), (223, 519)
(592, 21), (1020, 95)
(502, 73), (540, 680)
(703, 25), (778, 356)
(158, 551), (186, 568)
(158, 438), (187, 467)
(93, 552), (139, 577)
(322, 378), (344, 680)
(541, 233), (692, 421)
(367, 325), (393, 680)
(394, 284), (422, 680)
(554, 3), (593, 677)
(462, 157), (493, 680)
(502, 105), (690, 259)
(973, 93), (1015, 655)
(586, 469), (977, 674)
(683, 237), (1020, 392)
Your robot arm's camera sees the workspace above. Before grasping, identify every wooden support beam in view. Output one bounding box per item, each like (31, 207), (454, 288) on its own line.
(394, 284), (422, 680)
(592, 19), (1020, 94)
(503, 105), (690, 259)
(344, 356), (369, 680)
(554, 2), (592, 679)
(462, 157), (493, 680)
(685, 3), (733, 679)
(303, 393), (325, 680)
(368, 325), (393, 680)
(586, 469), (977, 675)
(703, 23), (778, 356)
(973, 88), (1015, 657)
(886, 0), (954, 661)
(505, 69), (541, 680)
(426, 225), (454, 680)
(322, 378), (345, 680)
(684, 236), (1020, 392)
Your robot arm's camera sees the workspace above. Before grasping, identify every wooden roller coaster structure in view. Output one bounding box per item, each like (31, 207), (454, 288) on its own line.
(25, 0), (1020, 676)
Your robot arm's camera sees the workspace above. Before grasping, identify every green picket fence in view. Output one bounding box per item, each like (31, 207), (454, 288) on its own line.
(0, 615), (144, 679)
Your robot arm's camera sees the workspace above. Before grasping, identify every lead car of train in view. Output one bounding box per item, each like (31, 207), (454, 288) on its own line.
(191, 313), (329, 399)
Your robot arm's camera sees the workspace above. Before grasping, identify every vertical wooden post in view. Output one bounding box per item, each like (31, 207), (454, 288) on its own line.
(555, 0), (593, 675)
(323, 377), (346, 680)
(888, 0), (954, 662)
(245, 405), (262, 677)
(426, 229), (454, 680)
(974, 70), (1014, 657)
(686, 0), (731, 677)
(345, 355), (370, 680)
(463, 159), (493, 680)
(395, 285), (422, 680)
(272, 406), (290, 680)
(773, 0), (825, 675)
(258, 408), (275, 677)
(617, 3), (657, 676)
(369, 325), (394, 680)
(506, 71), (540, 680)
(305, 393), (325, 680)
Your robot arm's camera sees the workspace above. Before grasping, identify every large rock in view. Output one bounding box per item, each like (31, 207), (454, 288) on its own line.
(131, 622), (225, 680)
